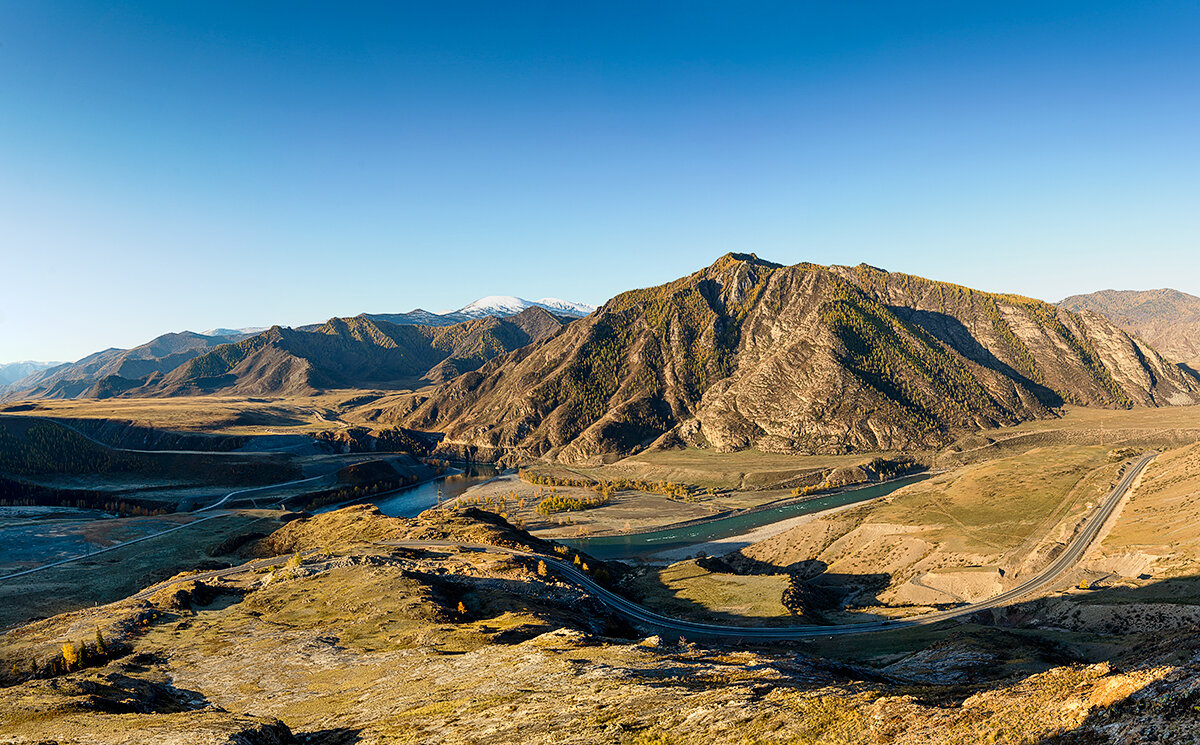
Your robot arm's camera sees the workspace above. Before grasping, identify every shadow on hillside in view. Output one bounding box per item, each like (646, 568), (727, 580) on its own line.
(891, 307), (1065, 408)
(297, 728), (363, 745)
(991, 573), (1200, 636)
(626, 555), (893, 627)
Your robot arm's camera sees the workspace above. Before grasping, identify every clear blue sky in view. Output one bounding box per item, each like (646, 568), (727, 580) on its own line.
(1, 2), (1198, 362)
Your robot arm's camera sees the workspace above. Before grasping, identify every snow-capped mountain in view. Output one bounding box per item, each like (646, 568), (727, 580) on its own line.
(200, 326), (270, 339)
(533, 297), (597, 316)
(455, 296), (539, 319)
(452, 296), (596, 320)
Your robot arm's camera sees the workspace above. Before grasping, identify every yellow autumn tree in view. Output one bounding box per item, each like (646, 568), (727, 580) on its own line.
(61, 642), (79, 671)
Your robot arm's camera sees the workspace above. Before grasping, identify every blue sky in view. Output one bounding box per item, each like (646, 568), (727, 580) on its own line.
(1, 2), (1198, 362)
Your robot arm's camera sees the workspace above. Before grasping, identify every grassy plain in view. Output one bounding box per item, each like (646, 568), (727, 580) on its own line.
(625, 559), (793, 626)
(1, 392), (383, 435)
(0, 510), (287, 630)
(561, 448), (914, 491)
(939, 404), (1200, 466)
(1090, 442), (1200, 580)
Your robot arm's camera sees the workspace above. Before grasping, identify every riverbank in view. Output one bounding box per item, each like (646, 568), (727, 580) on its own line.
(556, 474), (931, 561)
(643, 497), (886, 563)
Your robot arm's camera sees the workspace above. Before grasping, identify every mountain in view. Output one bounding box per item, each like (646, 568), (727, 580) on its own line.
(1, 331), (243, 401)
(448, 296), (597, 322)
(530, 297), (597, 316)
(363, 297), (594, 327)
(145, 306), (569, 396)
(1, 295), (593, 402)
(199, 326), (271, 338)
(1059, 288), (1200, 371)
(0, 361), (62, 388)
(385, 254), (1200, 463)
(360, 309), (460, 327)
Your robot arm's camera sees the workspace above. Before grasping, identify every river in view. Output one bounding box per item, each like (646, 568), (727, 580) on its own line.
(557, 474), (930, 561)
(353, 464), (501, 517)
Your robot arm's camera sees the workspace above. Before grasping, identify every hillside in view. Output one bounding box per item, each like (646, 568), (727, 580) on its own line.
(3, 504), (1200, 744)
(386, 254), (1200, 463)
(1, 332), (241, 401)
(0, 361), (61, 388)
(147, 306), (568, 396)
(1060, 288), (1200, 371)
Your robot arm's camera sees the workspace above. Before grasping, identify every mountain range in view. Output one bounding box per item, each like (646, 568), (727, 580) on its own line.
(386, 254), (1200, 462)
(0, 361), (62, 388)
(143, 307), (569, 397)
(1060, 288), (1200, 371)
(7, 264), (1200, 463)
(361, 297), (596, 328)
(1, 296), (593, 401)
(4, 332), (242, 400)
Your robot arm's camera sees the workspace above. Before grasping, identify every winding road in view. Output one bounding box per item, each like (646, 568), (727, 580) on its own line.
(2, 431), (1155, 640)
(385, 452), (1155, 639)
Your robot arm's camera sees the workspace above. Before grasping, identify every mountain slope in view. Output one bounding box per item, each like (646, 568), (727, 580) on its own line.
(0, 361), (62, 388)
(149, 307), (568, 396)
(386, 254), (1200, 463)
(1060, 288), (1200, 371)
(2, 332), (242, 401)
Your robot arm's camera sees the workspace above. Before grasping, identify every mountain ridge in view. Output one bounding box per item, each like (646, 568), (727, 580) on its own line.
(137, 306), (570, 397)
(385, 254), (1200, 463)
(1059, 288), (1200, 371)
(2, 295), (594, 401)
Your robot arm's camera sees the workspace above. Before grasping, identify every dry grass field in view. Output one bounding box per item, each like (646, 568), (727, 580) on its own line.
(1089, 442), (1200, 580)
(939, 404), (1200, 466)
(734, 446), (1124, 609)
(2, 392), (387, 435)
(625, 559), (793, 626)
(561, 448), (915, 491)
(0, 510), (289, 630)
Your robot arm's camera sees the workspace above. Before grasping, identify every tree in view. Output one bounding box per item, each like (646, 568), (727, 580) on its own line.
(537, 560), (549, 578)
(61, 642), (79, 671)
(94, 629), (107, 656)
(457, 600), (468, 616)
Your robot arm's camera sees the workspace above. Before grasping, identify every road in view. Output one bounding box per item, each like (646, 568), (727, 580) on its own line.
(383, 452), (1156, 640)
(193, 474), (328, 512)
(3, 450), (1153, 639)
(0, 473), (329, 583)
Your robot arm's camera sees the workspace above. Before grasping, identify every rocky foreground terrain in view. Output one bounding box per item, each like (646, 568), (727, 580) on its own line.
(3, 504), (1200, 744)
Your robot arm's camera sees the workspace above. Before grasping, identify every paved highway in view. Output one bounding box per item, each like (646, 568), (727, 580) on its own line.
(384, 452), (1155, 640)
(8, 453), (1152, 641)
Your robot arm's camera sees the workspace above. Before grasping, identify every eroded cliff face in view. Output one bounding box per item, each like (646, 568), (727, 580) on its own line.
(1061, 287), (1200, 371)
(835, 264), (1200, 409)
(387, 255), (1200, 463)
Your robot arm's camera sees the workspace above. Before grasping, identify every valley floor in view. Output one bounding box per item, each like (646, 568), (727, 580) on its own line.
(2, 505), (1200, 744)
(3, 404), (1200, 742)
